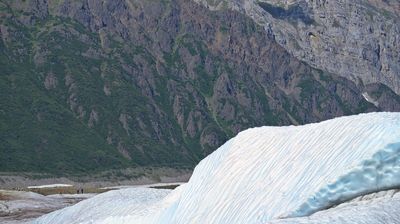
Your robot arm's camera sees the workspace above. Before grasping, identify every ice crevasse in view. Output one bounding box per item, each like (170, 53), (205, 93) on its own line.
(34, 112), (400, 224)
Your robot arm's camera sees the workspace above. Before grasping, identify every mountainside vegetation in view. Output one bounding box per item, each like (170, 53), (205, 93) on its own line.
(1, 0), (399, 176)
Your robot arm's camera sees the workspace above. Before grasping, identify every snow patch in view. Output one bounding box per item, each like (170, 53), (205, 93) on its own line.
(27, 184), (73, 189)
(362, 92), (379, 107)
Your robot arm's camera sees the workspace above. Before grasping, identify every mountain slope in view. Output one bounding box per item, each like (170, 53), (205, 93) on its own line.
(33, 112), (400, 223)
(195, 0), (400, 94)
(0, 0), (399, 175)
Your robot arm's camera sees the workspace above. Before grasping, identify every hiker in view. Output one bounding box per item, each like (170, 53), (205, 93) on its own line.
(77, 189), (80, 194)
(81, 188), (83, 194)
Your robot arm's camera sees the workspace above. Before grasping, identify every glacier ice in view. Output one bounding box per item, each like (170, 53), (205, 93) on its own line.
(27, 184), (73, 189)
(269, 189), (400, 224)
(34, 112), (400, 224)
(32, 188), (172, 224)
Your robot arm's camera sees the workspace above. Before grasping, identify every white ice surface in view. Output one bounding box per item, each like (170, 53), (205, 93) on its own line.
(0, 190), (95, 224)
(156, 112), (400, 223)
(34, 113), (400, 224)
(32, 188), (172, 224)
(269, 189), (400, 224)
(27, 184), (73, 189)
(0, 190), (56, 214)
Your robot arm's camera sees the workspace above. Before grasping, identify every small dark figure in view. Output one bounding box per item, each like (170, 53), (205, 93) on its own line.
(81, 188), (83, 194)
(77, 189), (80, 194)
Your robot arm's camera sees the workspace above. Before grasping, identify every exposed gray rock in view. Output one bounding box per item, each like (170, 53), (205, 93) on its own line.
(117, 142), (132, 160)
(119, 114), (131, 135)
(195, 0), (400, 94)
(44, 73), (58, 90)
(88, 109), (99, 128)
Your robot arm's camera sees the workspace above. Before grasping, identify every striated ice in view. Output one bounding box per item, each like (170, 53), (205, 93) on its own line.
(34, 112), (400, 224)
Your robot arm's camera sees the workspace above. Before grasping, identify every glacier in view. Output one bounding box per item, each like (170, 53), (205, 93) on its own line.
(270, 189), (400, 224)
(32, 188), (172, 224)
(33, 112), (400, 224)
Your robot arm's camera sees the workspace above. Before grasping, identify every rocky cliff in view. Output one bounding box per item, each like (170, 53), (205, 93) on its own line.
(196, 0), (400, 94)
(0, 0), (399, 175)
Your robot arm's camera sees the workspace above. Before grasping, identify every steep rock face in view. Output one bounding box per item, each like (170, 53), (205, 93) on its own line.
(195, 0), (400, 94)
(0, 0), (399, 174)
